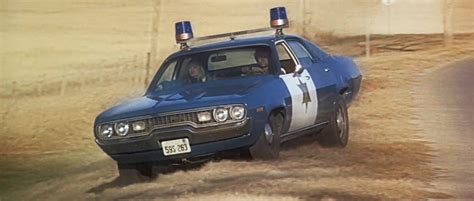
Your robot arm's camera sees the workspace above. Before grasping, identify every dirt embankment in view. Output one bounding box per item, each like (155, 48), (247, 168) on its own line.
(1, 35), (472, 200)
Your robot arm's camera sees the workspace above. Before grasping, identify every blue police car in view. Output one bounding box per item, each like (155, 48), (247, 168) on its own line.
(94, 7), (362, 178)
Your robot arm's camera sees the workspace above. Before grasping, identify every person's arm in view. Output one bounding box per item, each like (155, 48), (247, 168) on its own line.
(241, 66), (251, 73)
(242, 65), (267, 74)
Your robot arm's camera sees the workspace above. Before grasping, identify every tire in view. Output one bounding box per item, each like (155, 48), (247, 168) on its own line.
(249, 113), (284, 160)
(117, 162), (156, 181)
(318, 96), (349, 147)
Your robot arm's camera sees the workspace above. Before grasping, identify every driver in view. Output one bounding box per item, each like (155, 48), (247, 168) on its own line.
(187, 60), (207, 83)
(242, 47), (270, 75)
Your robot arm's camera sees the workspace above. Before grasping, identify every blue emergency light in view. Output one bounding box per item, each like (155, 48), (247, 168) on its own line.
(175, 21), (193, 44)
(270, 7), (289, 28)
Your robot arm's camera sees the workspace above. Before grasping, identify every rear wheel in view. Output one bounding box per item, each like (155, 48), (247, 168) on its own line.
(249, 113), (284, 160)
(319, 96), (349, 147)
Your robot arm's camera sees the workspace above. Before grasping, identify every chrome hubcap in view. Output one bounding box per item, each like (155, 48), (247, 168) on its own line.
(264, 123), (274, 145)
(336, 107), (346, 139)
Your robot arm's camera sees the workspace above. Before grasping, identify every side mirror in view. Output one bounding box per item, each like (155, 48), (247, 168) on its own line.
(293, 64), (304, 76)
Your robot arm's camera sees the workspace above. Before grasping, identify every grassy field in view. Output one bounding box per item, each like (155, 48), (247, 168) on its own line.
(1, 36), (473, 200)
(1, 0), (474, 200)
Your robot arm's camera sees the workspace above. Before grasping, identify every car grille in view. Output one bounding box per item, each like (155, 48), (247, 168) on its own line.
(98, 105), (247, 140)
(151, 110), (215, 127)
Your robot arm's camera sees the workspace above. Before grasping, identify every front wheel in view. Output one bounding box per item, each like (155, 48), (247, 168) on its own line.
(117, 162), (156, 181)
(319, 96), (349, 147)
(248, 113), (284, 160)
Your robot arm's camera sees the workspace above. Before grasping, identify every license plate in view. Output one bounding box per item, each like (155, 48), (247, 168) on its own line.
(161, 138), (191, 156)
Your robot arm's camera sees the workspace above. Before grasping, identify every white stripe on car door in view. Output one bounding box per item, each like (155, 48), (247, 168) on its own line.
(275, 40), (318, 132)
(280, 70), (318, 132)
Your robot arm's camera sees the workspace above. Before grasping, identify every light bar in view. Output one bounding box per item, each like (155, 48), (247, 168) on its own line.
(173, 7), (290, 49)
(191, 27), (273, 42)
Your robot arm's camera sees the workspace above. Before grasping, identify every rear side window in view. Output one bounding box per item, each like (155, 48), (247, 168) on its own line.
(287, 41), (314, 66)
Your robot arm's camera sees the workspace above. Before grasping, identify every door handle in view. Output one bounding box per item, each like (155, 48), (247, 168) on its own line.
(324, 68), (330, 72)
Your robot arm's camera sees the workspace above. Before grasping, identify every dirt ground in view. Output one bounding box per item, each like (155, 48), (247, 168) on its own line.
(1, 1), (474, 200)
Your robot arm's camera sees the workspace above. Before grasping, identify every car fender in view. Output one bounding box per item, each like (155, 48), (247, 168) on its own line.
(246, 76), (291, 134)
(329, 55), (362, 105)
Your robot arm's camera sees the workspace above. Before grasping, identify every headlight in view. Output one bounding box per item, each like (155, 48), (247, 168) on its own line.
(132, 121), (146, 132)
(213, 108), (228, 122)
(230, 106), (246, 120)
(115, 122), (129, 136)
(98, 124), (114, 139)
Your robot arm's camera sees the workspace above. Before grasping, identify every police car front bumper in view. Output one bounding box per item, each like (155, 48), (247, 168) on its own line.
(96, 118), (263, 164)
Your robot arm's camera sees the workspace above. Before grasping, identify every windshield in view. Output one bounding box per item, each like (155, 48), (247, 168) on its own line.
(148, 45), (273, 93)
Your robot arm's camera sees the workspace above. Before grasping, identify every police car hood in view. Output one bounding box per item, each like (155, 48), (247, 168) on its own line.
(96, 76), (269, 122)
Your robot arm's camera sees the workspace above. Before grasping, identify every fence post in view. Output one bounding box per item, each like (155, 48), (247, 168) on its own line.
(118, 62), (124, 76)
(299, 0), (305, 36)
(134, 55), (140, 86)
(80, 71), (87, 91)
(99, 70), (105, 84)
(144, 52), (151, 88)
(37, 74), (44, 96)
(60, 75), (67, 96)
(443, 0), (454, 46)
(149, 0), (161, 72)
(10, 81), (17, 97)
(366, 30), (371, 58)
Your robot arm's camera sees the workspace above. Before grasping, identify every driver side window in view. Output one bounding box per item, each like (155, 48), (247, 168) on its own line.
(276, 43), (296, 74)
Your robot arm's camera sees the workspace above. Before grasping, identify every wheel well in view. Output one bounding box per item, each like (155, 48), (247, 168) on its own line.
(339, 87), (349, 95)
(269, 107), (288, 134)
(269, 107), (285, 119)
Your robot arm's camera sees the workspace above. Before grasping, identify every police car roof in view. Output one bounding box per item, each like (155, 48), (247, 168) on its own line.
(167, 34), (303, 60)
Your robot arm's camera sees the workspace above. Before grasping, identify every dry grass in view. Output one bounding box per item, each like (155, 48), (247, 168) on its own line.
(2, 1), (474, 200)
(1, 36), (472, 200)
(307, 32), (474, 57)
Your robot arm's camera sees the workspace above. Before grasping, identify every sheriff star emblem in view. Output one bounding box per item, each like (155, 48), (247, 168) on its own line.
(297, 78), (311, 112)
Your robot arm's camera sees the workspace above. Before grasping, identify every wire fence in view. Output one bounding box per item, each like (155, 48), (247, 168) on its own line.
(0, 54), (151, 99)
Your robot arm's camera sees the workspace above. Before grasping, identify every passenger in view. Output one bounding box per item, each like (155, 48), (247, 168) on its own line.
(187, 60), (207, 83)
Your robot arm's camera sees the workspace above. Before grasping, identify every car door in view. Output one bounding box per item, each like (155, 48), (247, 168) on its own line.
(287, 40), (338, 124)
(275, 40), (318, 132)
